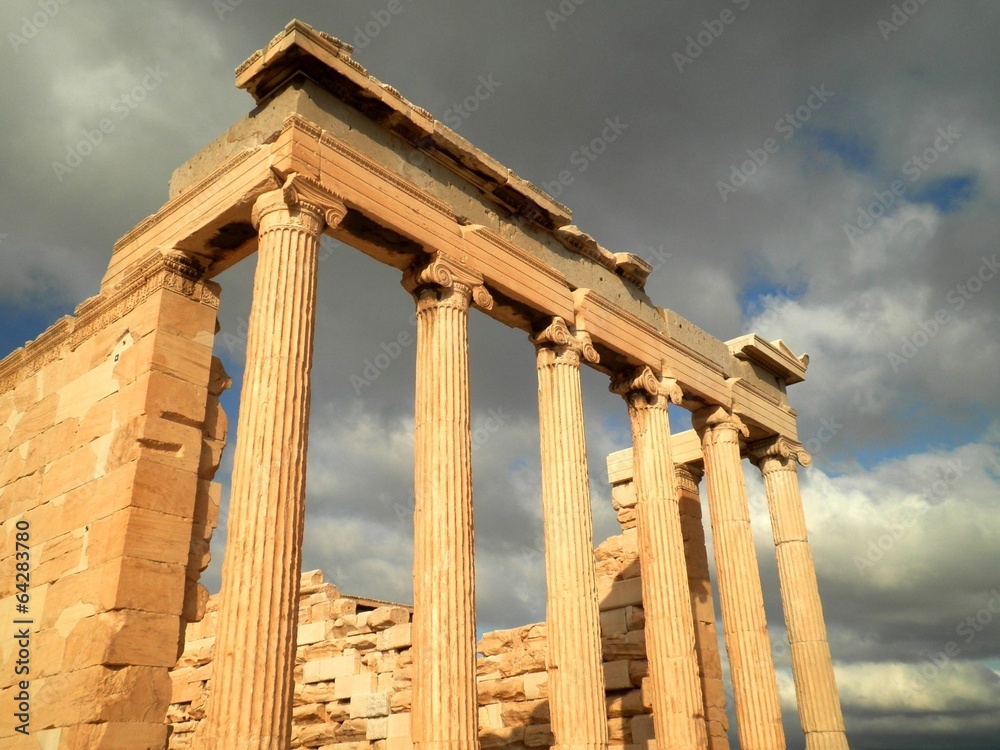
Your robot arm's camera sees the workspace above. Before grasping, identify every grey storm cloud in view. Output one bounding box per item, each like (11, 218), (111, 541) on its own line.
(2, 2), (998, 748)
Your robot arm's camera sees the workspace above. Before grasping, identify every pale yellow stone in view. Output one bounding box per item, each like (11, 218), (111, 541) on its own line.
(694, 407), (785, 750)
(0, 20), (837, 748)
(298, 620), (329, 646)
(598, 577), (644, 611)
(603, 660), (633, 691)
(750, 438), (848, 750)
(304, 654), (363, 684)
(387, 712), (411, 738)
(335, 672), (377, 700)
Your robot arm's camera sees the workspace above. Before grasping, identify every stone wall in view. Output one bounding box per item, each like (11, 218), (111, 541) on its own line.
(611, 469), (730, 750)
(0, 253), (224, 748)
(477, 528), (657, 750)
(167, 570), (415, 749)
(166, 514), (723, 750)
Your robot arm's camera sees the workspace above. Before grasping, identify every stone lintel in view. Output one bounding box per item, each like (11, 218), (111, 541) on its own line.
(98, 19), (807, 439)
(606, 429), (706, 487)
(727, 333), (809, 385)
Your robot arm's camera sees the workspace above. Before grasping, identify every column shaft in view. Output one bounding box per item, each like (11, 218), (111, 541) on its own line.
(534, 318), (608, 750)
(675, 465), (730, 750)
(200, 178), (344, 750)
(407, 257), (488, 750)
(613, 369), (707, 749)
(693, 407), (785, 750)
(752, 440), (848, 750)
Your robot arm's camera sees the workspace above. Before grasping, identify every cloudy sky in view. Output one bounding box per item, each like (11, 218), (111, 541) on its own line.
(2, 1), (998, 747)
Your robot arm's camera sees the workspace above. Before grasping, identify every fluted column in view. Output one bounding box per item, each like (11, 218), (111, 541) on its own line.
(675, 464), (730, 750)
(750, 437), (848, 750)
(403, 254), (492, 750)
(692, 406), (785, 750)
(199, 175), (346, 750)
(533, 317), (608, 750)
(610, 367), (707, 750)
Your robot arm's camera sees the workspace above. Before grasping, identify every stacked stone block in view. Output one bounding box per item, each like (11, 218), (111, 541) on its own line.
(0, 252), (223, 748)
(166, 570), (415, 750)
(168, 530), (675, 750)
(612, 466), (730, 749)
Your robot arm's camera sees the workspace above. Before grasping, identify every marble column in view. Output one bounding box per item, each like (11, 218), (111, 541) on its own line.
(610, 367), (707, 750)
(199, 175), (346, 750)
(532, 317), (608, 750)
(403, 254), (492, 750)
(675, 464), (730, 750)
(692, 406), (785, 750)
(749, 437), (848, 750)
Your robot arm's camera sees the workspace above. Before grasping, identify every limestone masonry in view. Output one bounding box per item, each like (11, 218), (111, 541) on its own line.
(1, 19), (847, 750)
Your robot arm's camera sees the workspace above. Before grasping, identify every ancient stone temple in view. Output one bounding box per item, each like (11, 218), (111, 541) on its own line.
(0, 20), (848, 750)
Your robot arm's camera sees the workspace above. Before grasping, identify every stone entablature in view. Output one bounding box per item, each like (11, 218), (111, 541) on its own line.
(97, 19), (802, 443)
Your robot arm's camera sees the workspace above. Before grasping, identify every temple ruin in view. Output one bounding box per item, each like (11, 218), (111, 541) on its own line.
(0, 20), (848, 750)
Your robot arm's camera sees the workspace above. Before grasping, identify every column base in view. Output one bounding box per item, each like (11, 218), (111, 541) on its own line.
(551, 744), (610, 750)
(413, 742), (482, 750)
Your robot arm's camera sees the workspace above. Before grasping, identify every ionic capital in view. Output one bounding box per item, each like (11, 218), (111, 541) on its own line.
(252, 172), (347, 233)
(691, 405), (749, 439)
(748, 435), (812, 474)
(402, 252), (493, 312)
(609, 365), (682, 409)
(531, 316), (599, 368)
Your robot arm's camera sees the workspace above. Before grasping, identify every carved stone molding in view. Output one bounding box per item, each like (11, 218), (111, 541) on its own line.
(609, 365), (682, 409)
(674, 462), (704, 494)
(252, 172), (348, 232)
(748, 435), (812, 471)
(0, 248), (218, 394)
(692, 405), (749, 439)
(402, 252), (494, 312)
(531, 316), (599, 368)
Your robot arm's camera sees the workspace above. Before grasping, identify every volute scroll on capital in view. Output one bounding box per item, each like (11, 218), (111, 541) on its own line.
(609, 365), (683, 408)
(530, 316), (600, 367)
(748, 435), (812, 469)
(401, 253), (494, 312)
(691, 404), (750, 438)
(251, 172), (348, 231)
